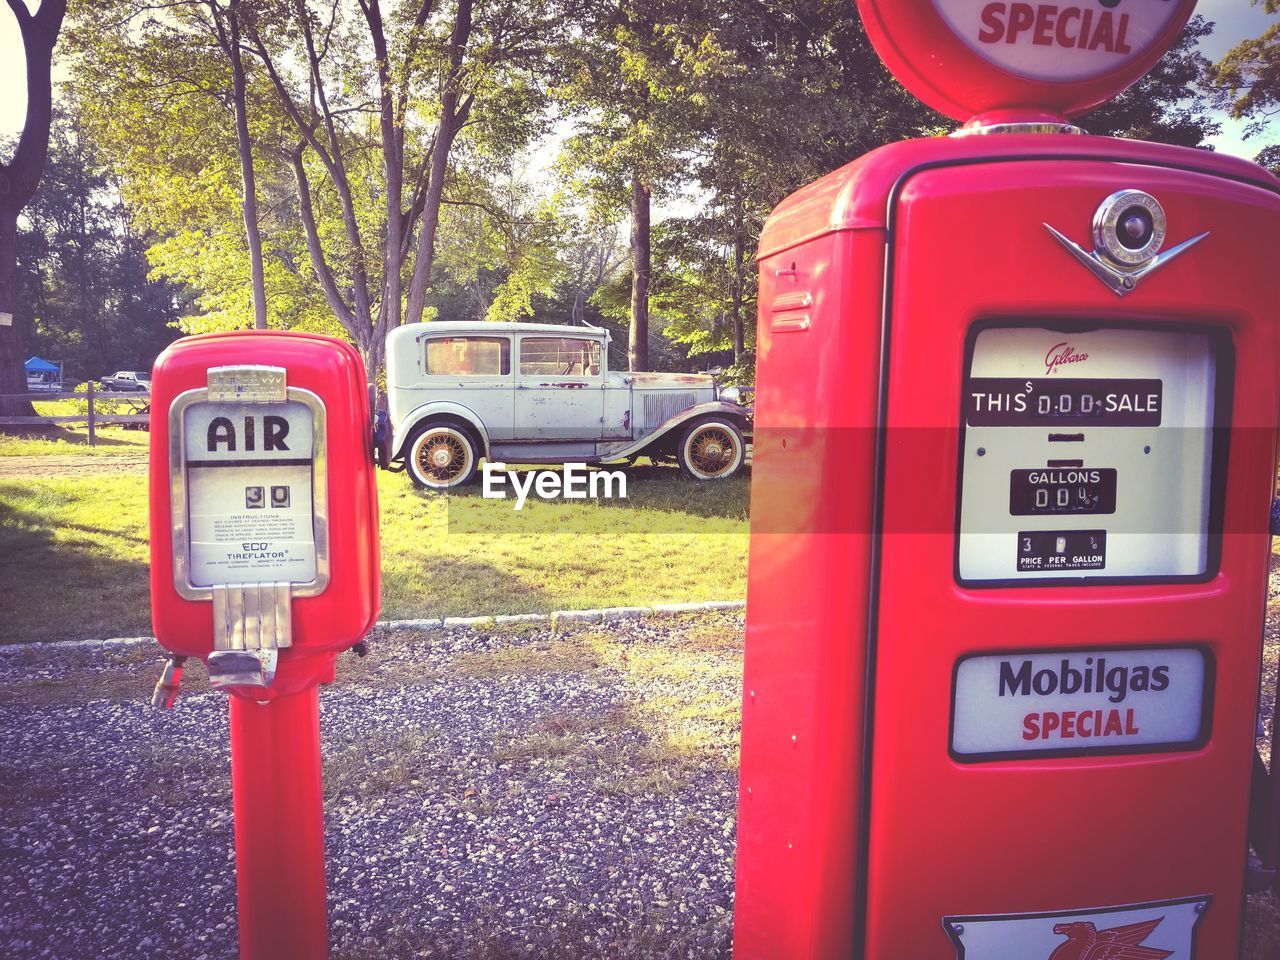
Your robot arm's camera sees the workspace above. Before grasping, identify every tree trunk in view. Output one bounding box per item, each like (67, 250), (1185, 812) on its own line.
(366, 0), (402, 337)
(355, 0), (401, 403)
(0, 0), (67, 419)
(403, 0), (473, 328)
(227, 0), (268, 329)
(629, 175), (651, 372)
(729, 205), (746, 366)
(403, 113), (457, 327)
(0, 214), (32, 418)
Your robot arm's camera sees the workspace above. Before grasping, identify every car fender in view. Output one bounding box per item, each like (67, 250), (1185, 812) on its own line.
(392, 401), (493, 461)
(598, 401), (750, 460)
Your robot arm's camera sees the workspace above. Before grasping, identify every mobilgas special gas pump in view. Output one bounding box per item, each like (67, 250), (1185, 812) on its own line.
(734, 2), (1280, 957)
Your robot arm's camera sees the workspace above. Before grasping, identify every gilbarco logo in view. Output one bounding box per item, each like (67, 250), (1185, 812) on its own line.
(1044, 341), (1089, 375)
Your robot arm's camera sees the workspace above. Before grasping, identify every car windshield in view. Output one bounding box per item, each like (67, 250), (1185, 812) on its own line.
(520, 338), (601, 377)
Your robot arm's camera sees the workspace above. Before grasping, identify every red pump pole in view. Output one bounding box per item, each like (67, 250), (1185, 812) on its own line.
(229, 687), (329, 960)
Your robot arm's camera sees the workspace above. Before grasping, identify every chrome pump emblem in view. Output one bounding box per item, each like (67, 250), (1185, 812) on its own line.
(1044, 190), (1208, 297)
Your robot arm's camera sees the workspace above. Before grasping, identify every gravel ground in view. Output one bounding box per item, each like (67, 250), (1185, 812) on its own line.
(0, 614), (743, 960)
(4, 601), (1279, 960)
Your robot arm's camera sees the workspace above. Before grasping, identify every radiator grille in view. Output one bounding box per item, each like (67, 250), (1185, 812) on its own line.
(643, 392), (697, 428)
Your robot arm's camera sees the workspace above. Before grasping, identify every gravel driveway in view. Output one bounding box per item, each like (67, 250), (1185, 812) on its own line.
(0, 614), (743, 960)
(6, 603), (1280, 959)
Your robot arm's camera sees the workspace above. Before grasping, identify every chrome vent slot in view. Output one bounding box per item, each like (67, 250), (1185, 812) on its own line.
(643, 392), (697, 428)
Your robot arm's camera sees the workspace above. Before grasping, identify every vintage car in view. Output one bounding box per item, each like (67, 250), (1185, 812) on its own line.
(382, 321), (752, 490)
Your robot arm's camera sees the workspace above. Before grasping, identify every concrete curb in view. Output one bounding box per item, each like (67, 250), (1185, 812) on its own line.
(0, 600), (747, 656)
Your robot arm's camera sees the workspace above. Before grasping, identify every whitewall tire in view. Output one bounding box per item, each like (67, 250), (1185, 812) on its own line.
(407, 424), (478, 490)
(677, 419), (745, 481)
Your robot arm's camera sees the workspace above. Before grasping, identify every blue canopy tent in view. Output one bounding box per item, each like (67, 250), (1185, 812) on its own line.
(24, 356), (63, 388)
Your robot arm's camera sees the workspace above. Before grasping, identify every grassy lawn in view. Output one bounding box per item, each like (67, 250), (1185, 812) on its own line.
(0, 419), (150, 456)
(0, 461), (747, 644)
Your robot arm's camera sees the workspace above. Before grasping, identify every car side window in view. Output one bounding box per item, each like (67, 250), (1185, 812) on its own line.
(519, 338), (601, 377)
(424, 337), (510, 376)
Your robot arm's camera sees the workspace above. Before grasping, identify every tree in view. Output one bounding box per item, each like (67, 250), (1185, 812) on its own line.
(68, 1), (314, 335)
(557, 0), (718, 371)
(241, 0), (561, 378)
(652, 5), (1220, 380)
(0, 0), (67, 419)
(650, 0), (942, 375)
(217, 0), (269, 329)
(1208, 2), (1280, 169)
(1081, 14), (1219, 146)
(16, 111), (185, 379)
(71, 0), (566, 382)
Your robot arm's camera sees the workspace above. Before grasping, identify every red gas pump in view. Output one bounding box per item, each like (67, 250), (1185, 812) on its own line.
(149, 331), (380, 960)
(735, 2), (1280, 958)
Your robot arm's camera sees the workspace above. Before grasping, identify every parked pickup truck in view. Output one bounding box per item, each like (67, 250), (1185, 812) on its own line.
(381, 321), (753, 489)
(100, 370), (151, 392)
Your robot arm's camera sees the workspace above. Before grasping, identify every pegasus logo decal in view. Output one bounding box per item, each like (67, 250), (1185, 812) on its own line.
(1048, 916), (1173, 960)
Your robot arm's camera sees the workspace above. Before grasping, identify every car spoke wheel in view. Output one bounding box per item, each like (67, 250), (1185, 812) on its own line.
(407, 425), (478, 490)
(678, 419), (745, 481)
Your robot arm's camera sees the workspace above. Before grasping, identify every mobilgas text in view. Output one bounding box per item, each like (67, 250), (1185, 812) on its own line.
(999, 655), (1171, 704)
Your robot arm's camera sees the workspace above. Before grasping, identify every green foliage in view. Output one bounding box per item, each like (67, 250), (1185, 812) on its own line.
(1209, 2), (1280, 166)
(641, 1), (945, 380)
(429, 172), (568, 324)
(47, 0), (1236, 386)
(1256, 144), (1280, 175)
(63, 0), (568, 370)
(1081, 15), (1220, 145)
(64, 1), (323, 338)
(15, 111), (184, 381)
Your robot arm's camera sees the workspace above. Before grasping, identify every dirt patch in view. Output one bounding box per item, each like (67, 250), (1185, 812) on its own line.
(0, 454), (148, 478)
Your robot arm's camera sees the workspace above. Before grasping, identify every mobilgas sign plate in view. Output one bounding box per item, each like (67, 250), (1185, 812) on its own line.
(930, 1), (1186, 84)
(944, 895), (1210, 960)
(951, 647), (1208, 760)
(183, 400), (317, 588)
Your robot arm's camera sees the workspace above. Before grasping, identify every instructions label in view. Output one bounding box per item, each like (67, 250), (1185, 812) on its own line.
(183, 400), (317, 587)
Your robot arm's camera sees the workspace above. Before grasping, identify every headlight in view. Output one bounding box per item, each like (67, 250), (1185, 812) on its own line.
(720, 386), (742, 405)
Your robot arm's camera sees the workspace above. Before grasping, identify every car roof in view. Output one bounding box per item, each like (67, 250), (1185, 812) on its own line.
(388, 321), (609, 347)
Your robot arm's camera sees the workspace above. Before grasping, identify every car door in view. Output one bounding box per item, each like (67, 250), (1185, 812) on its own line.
(513, 336), (606, 440)
(420, 334), (515, 439)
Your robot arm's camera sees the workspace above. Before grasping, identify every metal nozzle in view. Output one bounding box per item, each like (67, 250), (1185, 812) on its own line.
(208, 648), (278, 689)
(151, 656), (187, 709)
